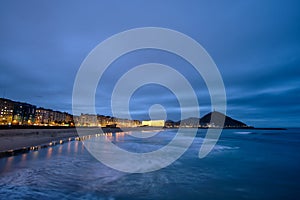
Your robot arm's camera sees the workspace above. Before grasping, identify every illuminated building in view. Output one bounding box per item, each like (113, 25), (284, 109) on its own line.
(12, 101), (36, 125)
(35, 108), (51, 125)
(1, 97), (138, 127)
(76, 114), (98, 126)
(142, 120), (165, 127)
(0, 98), (14, 125)
(35, 108), (74, 126)
(114, 118), (141, 127)
(73, 114), (141, 127)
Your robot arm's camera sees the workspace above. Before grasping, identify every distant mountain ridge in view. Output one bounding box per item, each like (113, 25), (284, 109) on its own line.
(166, 111), (250, 128)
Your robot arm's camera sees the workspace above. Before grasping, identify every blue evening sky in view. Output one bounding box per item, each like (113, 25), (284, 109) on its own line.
(0, 1), (299, 127)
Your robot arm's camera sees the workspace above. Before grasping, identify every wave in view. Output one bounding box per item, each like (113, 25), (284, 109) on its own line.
(234, 131), (252, 135)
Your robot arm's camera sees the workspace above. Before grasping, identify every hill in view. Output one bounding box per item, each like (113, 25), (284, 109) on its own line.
(168, 111), (250, 128)
(200, 111), (248, 128)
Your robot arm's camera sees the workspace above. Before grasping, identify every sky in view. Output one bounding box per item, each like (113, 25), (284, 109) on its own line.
(0, 0), (299, 127)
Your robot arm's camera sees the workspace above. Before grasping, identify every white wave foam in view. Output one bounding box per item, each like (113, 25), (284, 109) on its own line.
(234, 131), (252, 135)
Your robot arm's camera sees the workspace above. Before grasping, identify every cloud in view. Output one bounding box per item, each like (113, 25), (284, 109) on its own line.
(0, 0), (299, 127)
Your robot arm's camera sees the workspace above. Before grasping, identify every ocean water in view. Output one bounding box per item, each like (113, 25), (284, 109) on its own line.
(0, 128), (300, 200)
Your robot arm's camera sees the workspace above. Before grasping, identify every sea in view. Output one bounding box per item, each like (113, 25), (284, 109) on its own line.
(0, 128), (299, 200)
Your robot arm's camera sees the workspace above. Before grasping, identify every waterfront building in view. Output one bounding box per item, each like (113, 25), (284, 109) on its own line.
(73, 114), (141, 127)
(76, 113), (99, 126)
(35, 108), (51, 125)
(0, 98), (14, 125)
(142, 120), (165, 127)
(12, 102), (36, 125)
(114, 118), (141, 127)
(97, 115), (112, 127)
(1, 97), (138, 127)
(64, 112), (74, 125)
(35, 108), (74, 126)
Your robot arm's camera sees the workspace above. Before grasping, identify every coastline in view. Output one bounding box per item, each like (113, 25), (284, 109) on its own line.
(0, 127), (164, 158)
(0, 126), (287, 158)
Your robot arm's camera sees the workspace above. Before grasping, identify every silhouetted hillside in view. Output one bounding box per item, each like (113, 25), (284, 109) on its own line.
(173, 111), (250, 128)
(200, 111), (248, 127)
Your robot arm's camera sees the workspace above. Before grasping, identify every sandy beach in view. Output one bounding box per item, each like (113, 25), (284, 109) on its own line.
(0, 127), (165, 156)
(0, 128), (80, 153)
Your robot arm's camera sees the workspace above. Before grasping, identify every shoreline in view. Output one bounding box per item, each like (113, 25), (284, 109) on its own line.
(0, 127), (164, 158)
(0, 126), (287, 158)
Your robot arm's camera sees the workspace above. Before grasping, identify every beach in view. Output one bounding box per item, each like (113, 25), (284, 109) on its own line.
(0, 127), (164, 156)
(0, 128), (79, 153)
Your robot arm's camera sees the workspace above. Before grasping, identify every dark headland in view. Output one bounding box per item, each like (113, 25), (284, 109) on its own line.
(165, 111), (286, 130)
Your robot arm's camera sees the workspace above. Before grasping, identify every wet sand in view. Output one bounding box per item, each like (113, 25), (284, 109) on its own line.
(0, 127), (164, 154)
(0, 128), (78, 152)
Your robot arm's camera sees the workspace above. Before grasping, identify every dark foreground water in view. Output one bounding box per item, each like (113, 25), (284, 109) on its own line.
(0, 128), (300, 200)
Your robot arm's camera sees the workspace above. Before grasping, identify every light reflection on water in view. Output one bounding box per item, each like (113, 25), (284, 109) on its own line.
(47, 147), (53, 159)
(0, 129), (300, 200)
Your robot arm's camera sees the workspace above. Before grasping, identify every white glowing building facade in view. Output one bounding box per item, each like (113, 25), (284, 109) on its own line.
(142, 120), (165, 127)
